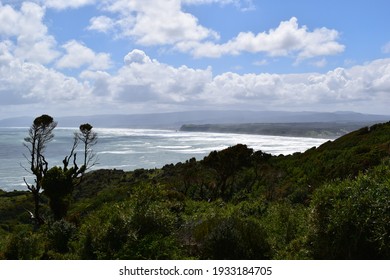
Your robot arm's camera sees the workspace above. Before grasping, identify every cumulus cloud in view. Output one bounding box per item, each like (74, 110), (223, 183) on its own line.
(87, 15), (115, 33)
(56, 40), (112, 70)
(0, 2), (59, 64)
(76, 51), (390, 114)
(86, 1), (343, 61)
(124, 49), (152, 65)
(182, 0), (255, 11)
(1, 42), (390, 117)
(0, 49), (91, 108)
(106, 50), (213, 104)
(43, 0), (96, 10)
(111, 0), (218, 45)
(88, 0), (219, 45)
(176, 17), (345, 60)
(204, 58), (390, 112)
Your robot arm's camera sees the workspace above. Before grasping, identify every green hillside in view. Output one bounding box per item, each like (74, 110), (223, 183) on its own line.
(1, 122), (390, 259)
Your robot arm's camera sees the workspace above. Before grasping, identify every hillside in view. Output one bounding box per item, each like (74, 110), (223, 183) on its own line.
(0, 122), (389, 260)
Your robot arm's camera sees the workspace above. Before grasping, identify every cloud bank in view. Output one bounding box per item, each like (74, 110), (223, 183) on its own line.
(0, 1), (388, 118)
(2, 44), (389, 117)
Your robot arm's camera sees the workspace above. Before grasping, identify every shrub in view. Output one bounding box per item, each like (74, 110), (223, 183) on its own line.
(262, 201), (310, 259)
(194, 214), (270, 259)
(46, 219), (76, 254)
(309, 167), (390, 259)
(2, 229), (45, 259)
(75, 202), (135, 259)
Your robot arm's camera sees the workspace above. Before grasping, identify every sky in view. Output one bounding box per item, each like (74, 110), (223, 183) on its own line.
(0, 0), (390, 119)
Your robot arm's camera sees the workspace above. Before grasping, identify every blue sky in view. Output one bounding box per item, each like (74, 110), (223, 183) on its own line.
(0, 0), (390, 119)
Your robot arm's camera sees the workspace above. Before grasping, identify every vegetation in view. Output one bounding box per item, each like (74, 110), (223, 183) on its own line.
(1, 120), (390, 259)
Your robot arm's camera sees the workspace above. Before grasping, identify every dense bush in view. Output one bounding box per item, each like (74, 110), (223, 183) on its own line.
(309, 164), (390, 259)
(195, 215), (270, 259)
(45, 219), (77, 254)
(74, 183), (184, 259)
(1, 227), (45, 260)
(262, 201), (310, 259)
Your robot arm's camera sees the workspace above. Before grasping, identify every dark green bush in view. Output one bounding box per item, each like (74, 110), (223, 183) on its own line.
(194, 214), (270, 259)
(262, 201), (310, 259)
(309, 166), (390, 259)
(2, 228), (45, 260)
(46, 219), (76, 254)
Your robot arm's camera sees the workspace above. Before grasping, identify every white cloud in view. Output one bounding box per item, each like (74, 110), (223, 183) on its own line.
(77, 51), (390, 114)
(0, 40), (14, 64)
(204, 59), (390, 111)
(111, 50), (213, 104)
(0, 2), (59, 64)
(182, 0), (255, 11)
(89, 0), (219, 45)
(124, 49), (152, 65)
(88, 16), (115, 33)
(183, 0), (238, 4)
(56, 40), (112, 70)
(43, 0), (96, 10)
(176, 17), (345, 60)
(2, 43), (390, 117)
(86, 3), (342, 61)
(0, 49), (91, 108)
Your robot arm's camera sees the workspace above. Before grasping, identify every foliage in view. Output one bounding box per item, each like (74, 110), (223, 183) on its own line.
(1, 227), (46, 260)
(74, 184), (184, 260)
(194, 214), (270, 259)
(45, 219), (77, 255)
(42, 167), (75, 220)
(201, 144), (254, 200)
(309, 164), (390, 259)
(262, 201), (310, 259)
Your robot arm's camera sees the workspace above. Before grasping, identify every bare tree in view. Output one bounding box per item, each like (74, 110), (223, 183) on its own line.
(23, 114), (57, 225)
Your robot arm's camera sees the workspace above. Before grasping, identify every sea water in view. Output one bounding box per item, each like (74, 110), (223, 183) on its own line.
(0, 127), (331, 191)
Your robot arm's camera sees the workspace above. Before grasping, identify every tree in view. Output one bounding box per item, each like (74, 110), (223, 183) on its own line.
(23, 115), (57, 225)
(42, 123), (98, 220)
(202, 144), (253, 199)
(24, 116), (99, 222)
(75, 123), (98, 170)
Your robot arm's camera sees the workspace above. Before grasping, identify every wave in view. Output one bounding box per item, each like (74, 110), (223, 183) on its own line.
(98, 150), (142, 155)
(155, 145), (193, 150)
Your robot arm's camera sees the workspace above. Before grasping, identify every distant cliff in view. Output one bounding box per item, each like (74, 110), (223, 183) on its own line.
(180, 122), (376, 138)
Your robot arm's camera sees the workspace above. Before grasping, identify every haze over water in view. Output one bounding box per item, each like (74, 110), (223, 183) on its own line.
(0, 127), (330, 191)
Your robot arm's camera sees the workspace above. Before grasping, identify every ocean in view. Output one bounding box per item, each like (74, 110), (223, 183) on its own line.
(0, 127), (331, 191)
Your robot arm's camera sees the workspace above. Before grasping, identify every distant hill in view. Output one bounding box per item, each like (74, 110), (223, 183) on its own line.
(180, 122), (380, 138)
(0, 110), (389, 128)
